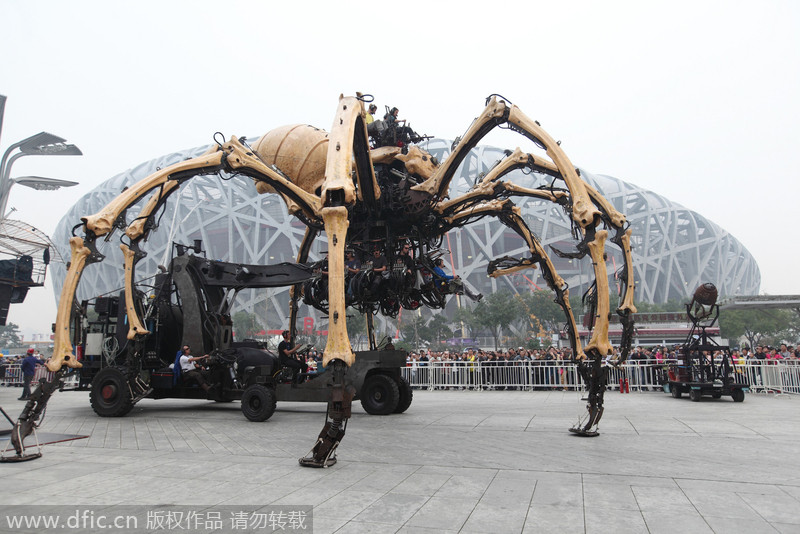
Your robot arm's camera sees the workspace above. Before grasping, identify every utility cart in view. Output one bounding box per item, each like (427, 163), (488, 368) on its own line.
(664, 283), (749, 402)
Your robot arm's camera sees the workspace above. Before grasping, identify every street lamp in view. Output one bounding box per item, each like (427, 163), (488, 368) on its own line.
(0, 131), (82, 219)
(11, 176), (79, 191)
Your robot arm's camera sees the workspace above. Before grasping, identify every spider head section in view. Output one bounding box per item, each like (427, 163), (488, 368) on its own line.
(394, 146), (439, 181)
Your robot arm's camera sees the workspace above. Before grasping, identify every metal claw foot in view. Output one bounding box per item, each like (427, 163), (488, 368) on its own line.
(572, 357), (607, 437)
(299, 359), (353, 468)
(1, 369), (66, 462)
(299, 421), (346, 468)
(569, 406), (603, 437)
(569, 427), (599, 437)
(1, 423), (43, 462)
(0, 452), (43, 462)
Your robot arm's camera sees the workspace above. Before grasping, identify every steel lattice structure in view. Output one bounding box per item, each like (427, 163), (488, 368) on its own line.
(52, 139), (760, 332)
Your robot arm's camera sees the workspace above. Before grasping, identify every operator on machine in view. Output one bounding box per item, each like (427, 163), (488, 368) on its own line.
(278, 330), (304, 383)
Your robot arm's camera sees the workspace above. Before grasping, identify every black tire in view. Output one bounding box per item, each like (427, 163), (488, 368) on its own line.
(671, 386), (681, 399)
(393, 376), (413, 414)
(731, 389), (745, 403)
(241, 384), (276, 422)
(90, 367), (134, 417)
(689, 389), (702, 402)
(360, 374), (400, 415)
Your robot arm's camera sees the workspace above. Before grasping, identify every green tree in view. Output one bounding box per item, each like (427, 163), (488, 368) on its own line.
(719, 308), (795, 349)
(423, 314), (453, 345)
(232, 310), (260, 339)
(453, 304), (481, 338)
(0, 323), (22, 348)
(394, 339), (414, 352)
(346, 310), (368, 349)
(399, 311), (427, 349)
(472, 290), (523, 349)
(634, 299), (685, 313)
(519, 290), (567, 332)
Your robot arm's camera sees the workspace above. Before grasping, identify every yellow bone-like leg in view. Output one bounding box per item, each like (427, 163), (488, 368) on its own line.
(321, 206), (354, 367)
(436, 150), (567, 215)
(506, 106), (599, 228)
(125, 181), (180, 240)
(322, 95), (376, 206)
(446, 200), (584, 359)
(435, 149), (528, 214)
(583, 230), (613, 357)
(412, 97), (508, 198)
(83, 149), (223, 237)
(223, 137), (324, 220)
(48, 237), (91, 372)
(583, 181), (627, 229)
(618, 228), (637, 315)
(414, 98), (599, 230)
(120, 244), (150, 339)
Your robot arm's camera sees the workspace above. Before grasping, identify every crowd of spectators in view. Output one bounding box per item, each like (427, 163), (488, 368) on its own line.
(407, 346), (569, 365)
(404, 346), (579, 390)
(399, 343), (800, 390)
(404, 343), (800, 365)
(1, 351), (45, 372)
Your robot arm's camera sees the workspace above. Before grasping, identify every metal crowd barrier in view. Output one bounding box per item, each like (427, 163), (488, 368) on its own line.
(744, 360), (800, 394)
(0, 363), (79, 388)
(2, 358), (797, 395)
(401, 360), (800, 395)
(404, 361), (584, 391)
(1, 363), (22, 386)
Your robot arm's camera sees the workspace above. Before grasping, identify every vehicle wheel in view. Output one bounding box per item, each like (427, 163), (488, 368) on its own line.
(241, 384), (276, 421)
(731, 389), (745, 403)
(393, 376), (413, 414)
(90, 367), (134, 417)
(360, 374), (400, 415)
(689, 389), (702, 402)
(671, 386), (681, 399)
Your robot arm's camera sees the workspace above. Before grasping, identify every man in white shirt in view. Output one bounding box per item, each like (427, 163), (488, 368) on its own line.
(179, 346), (212, 392)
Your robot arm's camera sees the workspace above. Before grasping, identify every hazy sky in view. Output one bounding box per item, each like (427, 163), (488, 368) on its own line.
(1, 0), (798, 337)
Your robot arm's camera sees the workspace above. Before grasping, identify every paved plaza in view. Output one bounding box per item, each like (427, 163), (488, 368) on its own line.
(0, 385), (798, 533)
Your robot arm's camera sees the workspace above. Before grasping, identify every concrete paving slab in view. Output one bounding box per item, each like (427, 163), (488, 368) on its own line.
(0, 386), (798, 533)
(353, 492), (430, 524)
(584, 507), (648, 534)
(641, 509), (714, 533)
(405, 496), (475, 531)
(703, 515), (779, 534)
(389, 473), (450, 496)
(581, 482), (640, 511)
(522, 503), (585, 533)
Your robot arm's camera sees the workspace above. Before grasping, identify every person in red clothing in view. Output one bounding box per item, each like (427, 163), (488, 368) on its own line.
(766, 346), (784, 364)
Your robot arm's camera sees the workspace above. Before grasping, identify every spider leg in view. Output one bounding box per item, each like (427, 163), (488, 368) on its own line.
(441, 151), (630, 435)
(289, 227), (320, 337)
(40, 136), (338, 459)
(434, 116), (637, 366)
(445, 199), (584, 360)
(415, 98), (599, 229)
(49, 237), (96, 371)
(300, 96), (371, 467)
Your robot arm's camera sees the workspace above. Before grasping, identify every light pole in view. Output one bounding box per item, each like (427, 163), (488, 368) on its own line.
(0, 131), (82, 219)
(0, 94), (7, 146)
